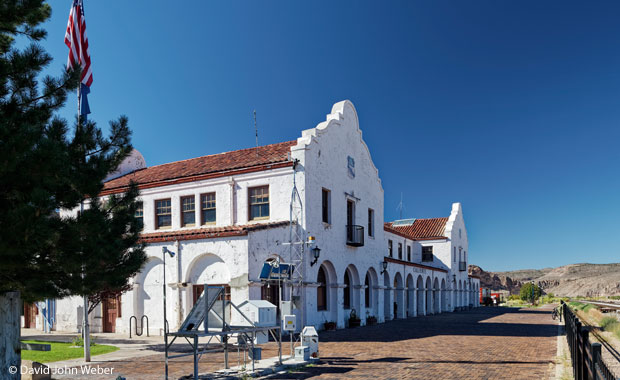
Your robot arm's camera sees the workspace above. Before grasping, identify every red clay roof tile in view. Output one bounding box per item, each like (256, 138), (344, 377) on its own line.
(139, 221), (290, 243)
(384, 217), (449, 241)
(103, 140), (296, 193)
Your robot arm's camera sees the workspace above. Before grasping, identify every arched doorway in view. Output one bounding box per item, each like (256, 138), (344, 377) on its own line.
(393, 273), (404, 319)
(433, 277), (440, 314)
(186, 254), (231, 325)
(383, 272), (391, 321)
(315, 260), (338, 326)
(441, 279), (449, 312)
(344, 265), (361, 321)
(416, 275), (425, 316)
(364, 268), (379, 320)
(425, 277), (432, 314)
(406, 274), (415, 317)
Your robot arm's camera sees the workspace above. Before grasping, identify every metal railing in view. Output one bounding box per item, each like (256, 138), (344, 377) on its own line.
(562, 301), (619, 380)
(459, 261), (467, 271)
(129, 315), (149, 338)
(346, 225), (364, 247)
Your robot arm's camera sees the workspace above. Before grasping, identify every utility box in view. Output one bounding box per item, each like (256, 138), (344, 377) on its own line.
(238, 300), (277, 327)
(294, 345), (309, 361)
(283, 314), (296, 331)
(280, 300), (292, 316)
(301, 326), (319, 359)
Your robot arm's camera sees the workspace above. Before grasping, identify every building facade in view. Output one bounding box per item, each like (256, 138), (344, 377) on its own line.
(28, 100), (480, 334)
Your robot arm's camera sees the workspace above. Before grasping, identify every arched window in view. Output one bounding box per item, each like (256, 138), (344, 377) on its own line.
(344, 270), (351, 309)
(364, 273), (370, 308)
(317, 266), (327, 311)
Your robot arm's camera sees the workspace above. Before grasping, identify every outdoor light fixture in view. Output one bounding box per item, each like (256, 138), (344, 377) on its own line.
(310, 246), (321, 266)
(380, 260), (388, 274)
(162, 246), (175, 258)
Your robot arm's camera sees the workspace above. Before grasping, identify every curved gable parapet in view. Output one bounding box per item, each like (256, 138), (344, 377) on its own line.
(444, 202), (461, 237)
(292, 100), (382, 190)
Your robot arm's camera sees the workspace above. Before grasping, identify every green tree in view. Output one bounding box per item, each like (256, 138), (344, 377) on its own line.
(519, 283), (542, 304)
(0, 0), (146, 374)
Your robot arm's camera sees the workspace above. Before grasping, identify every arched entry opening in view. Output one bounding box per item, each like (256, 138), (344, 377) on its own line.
(441, 279), (449, 312)
(416, 275), (425, 316)
(433, 277), (440, 314)
(364, 268), (379, 320)
(186, 254), (231, 324)
(383, 272), (391, 321)
(343, 265), (361, 320)
(406, 274), (415, 317)
(393, 273), (404, 319)
(261, 257), (282, 317)
(425, 277), (432, 315)
(316, 260), (338, 325)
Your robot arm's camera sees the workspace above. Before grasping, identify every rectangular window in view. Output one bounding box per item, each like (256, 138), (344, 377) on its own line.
(322, 188), (330, 224)
(422, 246), (433, 262)
(249, 186), (269, 220)
(398, 243), (403, 260)
(155, 199), (172, 229)
(200, 193), (216, 225)
(407, 245), (411, 262)
(388, 240), (393, 257)
(368, 208), (374, 237)
(135, 201), (143, 230)
(181, 196), (196, 227)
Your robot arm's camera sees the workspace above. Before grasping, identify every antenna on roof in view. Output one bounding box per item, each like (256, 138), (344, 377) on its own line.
(397, 192), (405, 219)
(253, 110), (259, 159)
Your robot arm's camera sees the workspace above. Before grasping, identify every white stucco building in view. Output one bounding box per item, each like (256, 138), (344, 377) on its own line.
(28, 100), (479, 334)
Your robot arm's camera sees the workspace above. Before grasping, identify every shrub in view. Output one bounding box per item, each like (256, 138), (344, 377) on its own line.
(600, 316), (619, 331)
(520, 283), (542, 303)
(71, 335), (96, 347)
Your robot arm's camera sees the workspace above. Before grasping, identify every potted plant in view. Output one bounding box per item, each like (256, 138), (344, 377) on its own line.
(323, 320), (337, 331)
(365, 311), (377, 326)
(348, 309), (361, 328)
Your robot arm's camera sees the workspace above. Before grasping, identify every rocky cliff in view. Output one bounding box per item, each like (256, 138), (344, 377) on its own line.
(469, 263), (620, 297)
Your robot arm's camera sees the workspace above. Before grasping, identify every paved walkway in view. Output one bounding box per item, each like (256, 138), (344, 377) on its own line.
(25, 306), (559, 380)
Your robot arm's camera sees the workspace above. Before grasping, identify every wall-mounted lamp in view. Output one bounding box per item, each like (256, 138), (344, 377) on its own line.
(310, 246), (321, 266)
(380, 261), (388, 274)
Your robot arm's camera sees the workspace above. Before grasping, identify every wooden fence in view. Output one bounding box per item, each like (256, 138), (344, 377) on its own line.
(562, 300), (619, 380)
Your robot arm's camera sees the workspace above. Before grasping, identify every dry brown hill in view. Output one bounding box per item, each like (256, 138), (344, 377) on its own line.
(469, 263), (620, 297)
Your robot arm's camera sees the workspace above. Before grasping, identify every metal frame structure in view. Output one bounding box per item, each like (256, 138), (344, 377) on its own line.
(164, 285), (281, 380)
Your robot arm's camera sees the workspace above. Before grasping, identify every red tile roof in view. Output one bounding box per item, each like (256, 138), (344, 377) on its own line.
(384, 217), (449, 241)
(102, 141), (297, 194)
(139, 221), (290, 243)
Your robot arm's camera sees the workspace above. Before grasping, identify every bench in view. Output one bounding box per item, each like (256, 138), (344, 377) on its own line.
(21, 342), (51, 351)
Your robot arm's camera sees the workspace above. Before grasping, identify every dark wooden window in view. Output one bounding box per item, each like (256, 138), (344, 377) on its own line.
(322, 188), (330, 224)
(317, 266), (327, 311)
(407, 245), (411, 262)
(135, 201), (143, 230)
(155, 199), (171, 229)
(422, 246), (434, 262)
(249, 186), (269, 220)
(364, 273), (370, 308)
(181, 196), (195, 227)
(368, 208), (374, 237)
(398, 243), (403, 260)
(200, 193), (216, 224)
(388, 240), (393, 257)
(343, 270), (351, 309)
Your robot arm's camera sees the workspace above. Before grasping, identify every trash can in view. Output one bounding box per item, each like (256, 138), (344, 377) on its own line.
(301, 326), (319, 359)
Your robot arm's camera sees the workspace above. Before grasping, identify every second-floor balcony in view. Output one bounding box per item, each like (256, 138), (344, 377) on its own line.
(459, 261), (467, 271)
(346, 225), (364, 247)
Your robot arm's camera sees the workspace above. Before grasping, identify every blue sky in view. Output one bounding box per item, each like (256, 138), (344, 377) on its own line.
(34, 1), (620, 271)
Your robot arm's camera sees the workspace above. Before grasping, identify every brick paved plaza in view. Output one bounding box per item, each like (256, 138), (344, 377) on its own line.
(50, 306), (558, 380)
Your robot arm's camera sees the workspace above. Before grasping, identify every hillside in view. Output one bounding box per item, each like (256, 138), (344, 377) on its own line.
(470, 263), (620, 297)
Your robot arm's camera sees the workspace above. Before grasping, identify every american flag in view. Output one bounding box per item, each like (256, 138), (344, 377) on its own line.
(65, 0), (92, 116)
